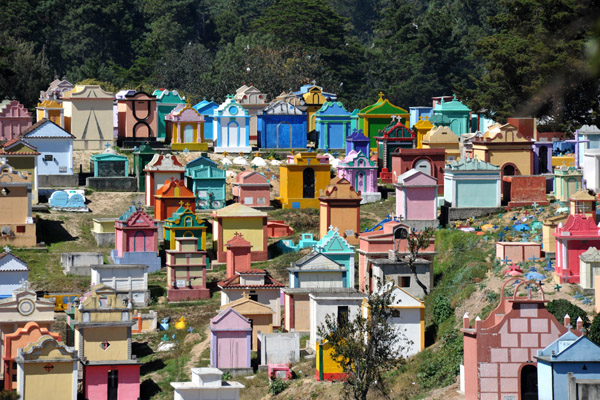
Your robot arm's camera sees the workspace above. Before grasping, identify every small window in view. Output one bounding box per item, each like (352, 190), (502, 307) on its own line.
(337, 306), (349, 327)
(100, 340), (111, 350)
(400, 276), (411, 287)
(249, 291), (258, 302)
(44, 154), (53, 162)
(256, 197), (266, 204)
(391, 309), (401, 318)
(244, 197), (254, 205)
(62, 296), (68, 304)
(12, 374), (16, 382)
(16, 226), (25, 233)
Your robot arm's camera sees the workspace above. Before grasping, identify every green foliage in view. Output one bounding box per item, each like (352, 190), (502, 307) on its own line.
(588, 314), (600, 345)
(416, 330), (463, 389)
(317, 286), (404, 400)
(268, 378), (290, 396)
(432, 296), (453, 325)
(465, 0), (600, 130)
(546, 299), (591, 329)
(221, 371), (232, 382)
(0, 35), (52, 108)
(0, 391), (20, 400)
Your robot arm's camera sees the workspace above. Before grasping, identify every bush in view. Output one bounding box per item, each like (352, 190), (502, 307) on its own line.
(416, 330), (463, 389)
(588, 315), (600, 345)
(268, 378), (289, 396)
(433, 296), (453, 325)
(546, 299), (590, 329)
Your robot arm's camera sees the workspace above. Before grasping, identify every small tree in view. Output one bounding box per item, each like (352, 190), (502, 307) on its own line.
(317, 285), (406, 400)
(407, 228), (434, 296)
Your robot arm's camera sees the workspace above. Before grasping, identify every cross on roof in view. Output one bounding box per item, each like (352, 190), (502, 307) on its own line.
(4, 245), (10, 253)
(105, 142), (111, 148)
(19, 278), (29, 290)
(179, 200), (184, 207)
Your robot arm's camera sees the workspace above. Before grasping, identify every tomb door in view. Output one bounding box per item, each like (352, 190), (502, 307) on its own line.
(107, 370), (118, 400)
(356, 172), (365, 193)
(227, 121), (239, 147)
(415, 158), (432, 176)
(520, 364), (538, 400)
(184, 125), (194, 143)
(276, 122), (292, 148)
(303, 168), (315, 199)
(539, 146), (549, 173)
(133, 231), (146, 252)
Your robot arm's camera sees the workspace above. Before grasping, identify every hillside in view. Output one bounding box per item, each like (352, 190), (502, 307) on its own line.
(17, 155), (597, 399)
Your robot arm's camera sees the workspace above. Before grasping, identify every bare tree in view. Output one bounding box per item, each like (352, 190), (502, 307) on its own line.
(406, 228), (434, 296)
(317, 285), (407, 400)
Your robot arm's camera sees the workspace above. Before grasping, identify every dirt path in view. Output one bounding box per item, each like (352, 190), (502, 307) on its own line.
(185, 325), (211, 373)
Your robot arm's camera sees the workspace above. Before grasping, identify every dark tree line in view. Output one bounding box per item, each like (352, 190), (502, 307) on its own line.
(1, 0), (600, 131)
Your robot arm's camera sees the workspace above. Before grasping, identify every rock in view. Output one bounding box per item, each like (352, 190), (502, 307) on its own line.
(233, 156), (249, 166)
(157, 296), (166, 305)
(157, 342), (176, 352)
(251, 157), (267, 167)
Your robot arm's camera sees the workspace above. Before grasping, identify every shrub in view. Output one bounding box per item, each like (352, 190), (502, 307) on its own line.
(269, 378), (289, 396)
(546, 299), (590, 329)
(588, 315), (600, 345)
(433, 296), (453, 325)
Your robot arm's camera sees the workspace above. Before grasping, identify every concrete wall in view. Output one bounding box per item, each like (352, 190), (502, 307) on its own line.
(257, 332), (300, 365)
(38, 174), (78, 188)
(86, 177), (137, 191)
(92, 231), (115, 247)
(439, 205), (504, 226)
(61, 252), (103, 275)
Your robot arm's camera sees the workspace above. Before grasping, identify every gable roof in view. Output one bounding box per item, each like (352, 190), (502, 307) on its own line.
(359, 93), (407, 116)
(536, 331), (600, 362)
(63, 85), (114, 99)
(314, 228), (354, 253)
(193, 99), (219, 114)
(289, 251), (345, 272)
(144, 153), (185, 171)
(446, 157), (500, 171)
(221, 295), (273, 315)
(210, 307), (251, 330)
(396, 169), (438, 186)
(217, 271), (284, 289)
(314, 101), (351, 117)
(0, 251), (29, 271)
(433, 94), (471, 112)
(212, 203), (267, 218)
(21, 119), (74, 139)
(155, 179), (194, 198)
(1, 138), (39, 155)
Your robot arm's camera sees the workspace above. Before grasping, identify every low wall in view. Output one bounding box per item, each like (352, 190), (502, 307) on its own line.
(38, 174), (79, 188)
(61, 252), (104, 275)
(439, 206), (505, 226)
(86, 177), (137, 192)
(91, 231), (115, 247)
(258, 331), (301, 365)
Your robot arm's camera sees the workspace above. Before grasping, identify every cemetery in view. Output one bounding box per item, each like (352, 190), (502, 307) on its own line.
(2, 13), (600, 397)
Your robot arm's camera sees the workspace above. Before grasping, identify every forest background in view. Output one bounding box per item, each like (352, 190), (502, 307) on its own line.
(2, 0), (600, 132)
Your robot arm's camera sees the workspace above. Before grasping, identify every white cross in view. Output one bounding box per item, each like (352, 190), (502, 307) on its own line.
(4, 245), (10, 253)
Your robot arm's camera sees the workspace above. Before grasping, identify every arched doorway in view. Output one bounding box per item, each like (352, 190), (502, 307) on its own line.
(276, 122), (292, 148)
(133, 231), (146, 252)
(356, 172), (366, 193)
(539, 146), (549, 173)
(415, 158), (432, 175)
(303, 168), (315, 198)
(503, 164), (516, 176)
(520, 364), (538, 400)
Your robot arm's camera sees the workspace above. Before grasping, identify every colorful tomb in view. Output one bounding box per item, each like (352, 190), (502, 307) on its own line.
(277, 152), (331, 209)
(165, 102), (207, 151)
